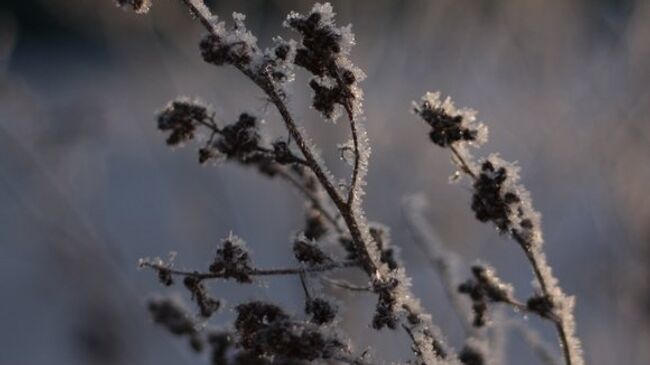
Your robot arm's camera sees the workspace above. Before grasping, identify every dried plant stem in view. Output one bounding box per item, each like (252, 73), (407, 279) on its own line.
(342, 97), (362, 207)
(255, 73), (380, 275)
(403, 197), (473, 334)
(322, 277), (372, 292)
(274, 168), (343, 233)
(169, 2), (452, 362)
(140, 260), (360, 280)
(448, 145), (576, 365)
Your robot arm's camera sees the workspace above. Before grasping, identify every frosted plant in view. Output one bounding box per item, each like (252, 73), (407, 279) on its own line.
(115, 1), (584, 365)
(413, 93), (584, 365)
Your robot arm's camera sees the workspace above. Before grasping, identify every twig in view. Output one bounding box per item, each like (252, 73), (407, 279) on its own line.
(322, 277), (372, 292)
(402, 195), (473, 334)
(274, 167), (343, 233)
(140, 260), (360, 280)
(448, 143), (577, 365)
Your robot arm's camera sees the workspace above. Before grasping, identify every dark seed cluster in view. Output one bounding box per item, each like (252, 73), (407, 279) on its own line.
(286, 7), (359, 119)
(209, 237), (253, 283)
(157, 100), (209, 146)
(234, 301), (344, 360)
(213, 113), (260, 159)
(157, 266), (174, 286)
(372, 277), (400, 330)
(293, 237), (331, 266)
(308, 78), (354, 119)
(526, 294), (555, 319)
(458, 265), (513, 327)
(147, 301), (306, 365)
(147, 298), (202, 349)
(369, 225), (398, 271)
(303, 208), (327, 240)
(458, 345), (485, 365)
(200, 34), (254, 68)
(471, 159), (537, 249)
(414, 99), (478, 147)
(286, 11), (342, 77)
(305, 297), (337, 325)
(183, 276), (221, 317)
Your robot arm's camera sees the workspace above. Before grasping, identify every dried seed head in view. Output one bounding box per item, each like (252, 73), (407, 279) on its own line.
(234, 301), (343, 360)
(293, 236), (331, 266)
(114, 0), (151, 14)
(371, 278), (400, 330)
(209, 235), (253, 283)
(183, 276), (221, 317)
(157, 99), (209, 146)
(147, 297), (195, 336)
(306, 297), (337, 325)
(214, 113), (260, 159)
(413, 92), (487, 148)
(527, 294), (555, 318)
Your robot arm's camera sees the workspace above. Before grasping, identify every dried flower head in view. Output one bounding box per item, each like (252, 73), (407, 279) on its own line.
(209, 235), (253, 283)
(214, 113), (260, 159)
(234, 301), (343, 360)
(458, 264), (514, 327)
(293, 236), (331, 266)
(413, 92), (487, 148)
(286, 3), (364, 120)
(183, 276), (221, 317)
(372, 277), (400, 329)
(157, 99), (209, 146)
(305, 297), (337, 325)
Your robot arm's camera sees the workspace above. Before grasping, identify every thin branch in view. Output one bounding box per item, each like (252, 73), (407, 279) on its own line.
(449, 145), (477, 180)
(342, 100), (362, 207)
(298, 271), (311, 300)
(402, 195), (473, 334)
(506, 319), (561, 365)
(252, 71), (380, 276)
(322, 277), (372, 292)
(140, 260), (361, 280)
(274, 167), (343, 233)
(195, 118), (310, 167)
(178, 0), (217, 34)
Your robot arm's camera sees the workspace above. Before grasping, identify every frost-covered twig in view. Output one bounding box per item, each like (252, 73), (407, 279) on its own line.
(507, 319), (561, 365)
(402, 195), (472, 334)
(413, 91), (584, 365)
(139, 258), (360, 280)
(119, 1), (456, 363)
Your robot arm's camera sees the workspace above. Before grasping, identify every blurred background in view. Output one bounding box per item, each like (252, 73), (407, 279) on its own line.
(1, 0), (649, 364)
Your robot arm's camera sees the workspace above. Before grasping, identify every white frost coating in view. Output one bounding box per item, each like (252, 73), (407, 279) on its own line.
(297, 126), (342, 197)
(478, 154), (583, 365)
(189, 0), (220, 27)
(477, 262), (516, 301)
